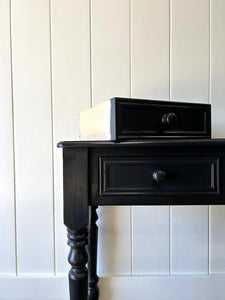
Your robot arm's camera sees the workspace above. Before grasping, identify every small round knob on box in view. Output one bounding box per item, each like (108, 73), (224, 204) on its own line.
(162, 112), (177, 126)
(153, 170), (167, 183)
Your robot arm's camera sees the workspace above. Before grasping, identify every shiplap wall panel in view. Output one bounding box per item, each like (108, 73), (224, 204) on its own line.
(51, 0), (90, 274)
(91, 0), (130, 105)
(91, 0), (131, 275)
(209, 0), (225, 274)
(11, 0), (54, 274)
(0, 0), (16, 274)
(132, 207), (169, 274)
(3, 276), (225, 300)
(131, 0), (169, 100)
(97, 207), (131, 275)
(170, 0), (209, 274)
(210, 206), (225, 273)
(171, 0), (209, 102)
(171, 206), (208, 274)
(131, 0), (170, 275)
(2, 0), (225, 297)
(210, 0), (225, 138)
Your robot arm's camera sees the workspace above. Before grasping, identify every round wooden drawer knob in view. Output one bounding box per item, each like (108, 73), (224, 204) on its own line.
(162, 112), (177, 125)
(153, 170), (167, 183)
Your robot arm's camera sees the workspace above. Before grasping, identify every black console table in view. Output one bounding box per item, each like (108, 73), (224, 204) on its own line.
(58, 139), (225, 300)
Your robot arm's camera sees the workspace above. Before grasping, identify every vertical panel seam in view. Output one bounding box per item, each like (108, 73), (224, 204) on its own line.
(208, 204), (210, 274)
(208, 0), (211, 275)
(169, 207), (172, 275)
(49, 0), (56, 275)
(129, 0), (132, 99)
(131, 205), (133, 276)
(9, 0), (18, 276)
(89, 0), (93, 108)
(209, 0), (211, 105)
(169, 0), (172, 102)
(169, 0), (172, 275)
(129, 0), (133, 276)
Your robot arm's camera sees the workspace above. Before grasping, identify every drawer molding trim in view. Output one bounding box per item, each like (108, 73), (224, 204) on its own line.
(99, 156), (220, 197)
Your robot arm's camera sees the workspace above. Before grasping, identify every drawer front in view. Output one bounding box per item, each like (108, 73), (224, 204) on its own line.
(116, 99), (211, 140)
(99, 156), (219, 196)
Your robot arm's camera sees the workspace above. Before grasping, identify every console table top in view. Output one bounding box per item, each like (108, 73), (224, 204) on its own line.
(57, 138), (225, 148)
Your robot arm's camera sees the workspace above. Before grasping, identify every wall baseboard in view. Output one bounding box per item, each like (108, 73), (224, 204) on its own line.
(1, 275), (225, 300)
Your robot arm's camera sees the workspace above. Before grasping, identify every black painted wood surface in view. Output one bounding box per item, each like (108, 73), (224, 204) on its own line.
(99, 156), (219, 196)
(67, 228), (89, 300)
(58, 139), (225, 148)
(63, 148), (89, 300)
(59, 139), (225, 300)
(114, 97), (211, 140)
(88, 207), (99, 300)
(90, 143), (225, 206)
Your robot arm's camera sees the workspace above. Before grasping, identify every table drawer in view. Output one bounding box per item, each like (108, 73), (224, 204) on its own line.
(117, 99), (211, 139)
(79, 98), (211, 141)
(99, 156), (220, 196)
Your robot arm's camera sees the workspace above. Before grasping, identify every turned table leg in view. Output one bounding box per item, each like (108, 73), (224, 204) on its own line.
(67, 227), (89, 300)
(88, 206), (99, 300)
(62, 147), (89, 300)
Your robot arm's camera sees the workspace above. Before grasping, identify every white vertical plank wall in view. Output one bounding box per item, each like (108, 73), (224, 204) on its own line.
(91, 0), (131, 275)
(131, 0), (170, 275)
(170, 0), (209, 274)
(131, 0), (169, 100)
(51, 0), (91, 274)
(171, 206), (208, 274)
(91, 0), (130, 105)
(209, 0), (225, 274)
(97, 206), (131, 275)
(0, 0), (16, 274)
(171, 0), (209, 102)
(132, 207), (169, 274)
(2, 0), (225, 298)
(11, 0), (54, 274)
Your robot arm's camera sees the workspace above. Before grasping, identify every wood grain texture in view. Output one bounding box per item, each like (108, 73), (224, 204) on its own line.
(11, 0), (54, 274)
(91, 0), (130, 105)
(63, 148), (89, 300)
(131, 0), (169, 100)
(63, 148), (88, 230)
(51, 0), (91, 274)
(0, 0), (16, 274)
(209, 0), (225, 273)
(171, 0), (209, 102)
